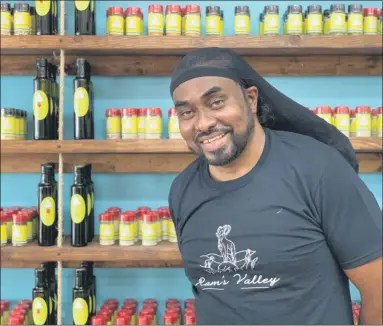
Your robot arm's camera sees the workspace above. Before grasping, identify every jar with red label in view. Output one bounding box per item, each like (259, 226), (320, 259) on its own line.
(168, 108), (182, 139)
(315, 106), (332, 125)
(106, 109), (121, 140)
(146, 108), (162, 139)
(334, 106), (350, 137)
(355, 106), (372, 137)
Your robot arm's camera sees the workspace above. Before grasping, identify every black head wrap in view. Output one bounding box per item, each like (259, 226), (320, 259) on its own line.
(170, 47), (358, 172)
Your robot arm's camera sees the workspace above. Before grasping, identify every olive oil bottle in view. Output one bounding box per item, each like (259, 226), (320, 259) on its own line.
(71, 166), (88, 247)
(75, 0), (94, 35)
(73, 268), (91, 325)
(48, 63), (58, 139)
(38, 164), (57, 246)
(40, 262), (56, 325)
(80, 261), (97, 317)
(74, 58), (93, 140)
(32, 268), (50, 326)
(35, 0), (53, 35)
(33, 58), (52, 140)
(85, 164), (94, 241)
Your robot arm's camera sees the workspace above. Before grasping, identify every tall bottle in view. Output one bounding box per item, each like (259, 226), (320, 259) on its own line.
(33, 58), (52, 140)
(73, 268), (91, 326)
(38, 164), (57, 246)
(53, 0), (58, 34)
(71, 166), (88, 247)
(48, 63), (58, 139)
(40, 263), (56, 325)
(35, 0), (53, 35)
(85, 164), (94, 241)
(75, 0), (94, 35)
(74, 58), (93, 140)
(32, 268), (50, 326)
(80, 261), (96, 317)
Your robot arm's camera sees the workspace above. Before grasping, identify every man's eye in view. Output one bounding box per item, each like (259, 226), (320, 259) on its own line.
(180, 111), (193, 119)
(211, 100), (224, 108)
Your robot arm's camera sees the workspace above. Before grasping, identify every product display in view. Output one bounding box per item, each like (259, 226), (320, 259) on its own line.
(75, 0), (95, 35)
(1, 108), (28, 140)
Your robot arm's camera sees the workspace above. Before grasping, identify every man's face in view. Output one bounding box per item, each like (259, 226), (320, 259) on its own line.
(172, 76), (256, 166)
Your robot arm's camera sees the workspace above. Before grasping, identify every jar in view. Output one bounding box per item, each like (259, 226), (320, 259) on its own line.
(205, 6), (221, 36)
(107, 207), (121, 240)
(1, 108), (16, 140)
(125, 7), (141, 35)
(14, 3), (31, 35)
(24, 211), (32, 242)
(375, 106), (382, 137)
(379, 8), (382, 34)
(168, 108), (182, 139)
(136, 206), (151, 241)
(234, 6), (250, 35)
(107, 7), (124, 36)
(168, 216), (177, 243)
(363, 8), (378, 35)
(307, 5), (323, 34)
(329, 4), (346, 35)
(166, 4), (181, 36)
(303, 10), (307, 34)
(145, 107), (162, 139)
(12, 213), (27, 246)
(142, 212), (157, 246)
(263, 5), (279, 36)
(137, 108), (147, 139)
(355, 106), (372, 137)
(14, 109), (21, 140)
(1, 2), (11, 35)
(122, 108), (137, 139)
(315, 106), (332, 124)
(334, 106), (350, 137)
(259, 13), (264, 36)
(163, 313), (177, 325)
(220, 10), (224, 36)
(184, 314), (196, 325)
(21, 110), (27, 140)
(105, 109), (121, 140)
(148, 4), (164, 36)
(1, 301), (10, 325)
(119, 211), (136, 246)
(29, 6), (35, 34)
(350, 109), (356, 137)
(282, 11), (287, 34)
(286, 5), (303, 35)
(185, 5), (201, 36)
(157, 207), (170, 241)
(0, 211), (7, 246)
(347, 4), (363, 35)
(181, 7), (186, 35)
(154, 211), (162, 243)
(6, 210), (12, 242)
(139, 11), (144, 35)
(99, 212), (115, 245)
(323, 9), (330, 34)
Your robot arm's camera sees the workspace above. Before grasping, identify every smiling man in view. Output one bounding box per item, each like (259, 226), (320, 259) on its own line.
(168, 48), (382, 325)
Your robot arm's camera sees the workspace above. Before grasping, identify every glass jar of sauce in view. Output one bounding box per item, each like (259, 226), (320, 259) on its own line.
(347, 4), (363, 35)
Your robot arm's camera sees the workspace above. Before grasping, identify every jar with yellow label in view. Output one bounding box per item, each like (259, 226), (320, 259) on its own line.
(375, 106), (382, 137)
(355, 106), (372, 137)
(329, 4), (346, 35)
(157, 207), (170, 241)
(6, 210), (13, 242)
(99, 213), (115, 246)
(125, 7), (141, 36)
(307, 5), (323, 34)
(119, 211), (135, 246)
(0, 211), (7, 246)
(1, 3), (11, 35)
(181, 7), (186, 35)
(220, 10), (224, 35)
(206, 6), (221, 36)
(107, 7), (124, 35)
(107, 206), (121, 240)
(323, 9), (330, 34)
(315, 106), (332, 124)
(185, 4), (201, 36)
(334, 106), (350, 137)
(347, 4), (363, 35)
(168, 108), (182, 139)
(168, 217), (177, 243)
(121, 108), (137, 139)
(148, 4), (164, 36)
(1, 108), (16, 140)
(263, 5), (279, 36)
(142, 212), (157, 246)
(234, 5), (251, 35)
(24, 211), (33, 243)
(363, 8), (378, 35)
(14, 109), (21, 140)
(282, 11), (287, 34)
(137, 108), (147, 139)
(105, 109), (121, 140)
(136, 206), (150, 241)
(14, 3), (31, 35)
(259, 13), (264, 36)
(146, 107), (162, 139)
(166, 4), (181, 36)
(12, 213), (28, 247)
(287, 5), (303, 35)
(350, 109), (356, 137)
(29, 6), (35, 35)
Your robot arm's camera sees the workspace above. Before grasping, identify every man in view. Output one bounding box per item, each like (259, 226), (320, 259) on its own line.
(168, 48), (382, 325)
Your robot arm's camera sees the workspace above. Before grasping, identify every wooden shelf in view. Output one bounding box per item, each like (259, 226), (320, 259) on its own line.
(0, 237), (182, 268)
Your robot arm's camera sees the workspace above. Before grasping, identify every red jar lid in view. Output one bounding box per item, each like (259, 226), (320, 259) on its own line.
(184, 314), (196, 324)
(0, 211), (7, 223)
(163, 313), (177, 325)
(143, 298), (157, 304)
(117, 310), (132, 318)
(186, 5), (201, 14)
(142, 212), (157, 223)
(140, 307), (155, 315)
(363, 8), (377, 16)
(106, 109), (121, 117)
(0, 300), (9, 309)
(379, 8), (382, 17)
(157, 207), (170, 218)
(121, 306), (136, 315)
(168, 108), (177, 117)
(125, 7), (142, 16)
(355, 106), (371, 114)
(166, 4), (181, 14)
(108, 6), (124, 16)
(137, 206), (151, 215)
(143, 302), (157, 312)
(19, 300), (31, 307)
(166, 298), (179, 304)
(92, 315), (107, 325)
(167, 303), (180, 310)
(138, 315), (152, 325)
(375, 106), (382, 114)
(315, 106), (332, 114)
(98, 310), (112, 320)
(8, 315), (24, 325)
(334, 106), (350, 114)
(149, 4), (163, 13)
(123, 299), (137, 306)
(11, 206), (23, 211)
(147, 107), (162, 117)
(120, 211), (136, 222)
(13, 213), (26, 223)
(122, 108), (137, 116)
(99, 212), (113, 222)
(107, 207), (121, 213)
(137, 108), (148, 116)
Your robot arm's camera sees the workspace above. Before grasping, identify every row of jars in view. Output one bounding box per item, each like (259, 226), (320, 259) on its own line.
(1, 108), (28, 140)
(1, 2), (35, 35)
(99, 206), (177, 247)
(105, 108), (181, 141)
(0, 207), (38, 247)
(312, 106), (382, 138)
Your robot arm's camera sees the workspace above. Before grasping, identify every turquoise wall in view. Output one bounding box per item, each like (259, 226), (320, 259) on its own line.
(1, 1), (382, 324)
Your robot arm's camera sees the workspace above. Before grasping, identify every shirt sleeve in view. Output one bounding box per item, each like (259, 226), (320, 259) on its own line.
(314, 150), (382, 270)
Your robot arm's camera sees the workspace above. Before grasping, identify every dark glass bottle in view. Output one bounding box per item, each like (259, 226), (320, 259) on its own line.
(35, 0), (53, 35)
(53, 0), (58, 34)
(40, 263), (56, 324)
(32, 268), (50, 326)
(38, 164), (57, 246)
(71, 166), (88, 247)
(73, 268), (91, 325)
(74, 59), (93, 140)
(75, 0), (94, 35)
(33, 58), (52, 140)
(85, 164), (94, 241)
(80, 261), (96, 317)
(48, 63), (58, 139)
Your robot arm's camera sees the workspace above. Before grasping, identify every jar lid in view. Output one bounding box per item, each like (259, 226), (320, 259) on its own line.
(308, 5), (322, 13)
(138, 315), (152, 325)
(206, 6), (220, 15)
(335, 106), (350, 114)
(288, 5), (302, 14)
(117, 310), (132, 318)
(99, 212), (113, 222)
(0, 211), (7, 223)
(363, 8), (377, 16)
(108, 6), (124, 16)
(123, 299), (137, 306)
(143, 212), (157, 222)
(148, 4), (163, 13)
(235, 5), (250, 15)
(1, 3), (10, 11)
(137, 108), (148, 116)
(0, 300), (9, 309)
(143, 298), (157, 304)
(143, 302), (157, 312)
(125, 7), (141, 16)
(120, 211), (136, 222)
(355, 106), (371, 114)
(184, 298), (195, 306)
(166, 303), (180, 310)
(348, 4), (363, 13)
(19, 300), (31, 307)
(98, 310), (112, 320)
(166, 299), (179, 305)
(8, 315), (24, 326)
(168, 107), (177, 116)
(380, 8), (383, 16)
(330, 4), (345, 12)
(315, 106), (332, 114)
(166, 4), (181, 14)
(376, 106), (382, 114)
(163, 313), (177, 324)
(147, 107), (162, 117)
(186, 5), (200, 14)
(157, 207), (170, 218)
(14, 2), (29, 12)
(107, 207), (121, 213)
(122, 108), (137, 116)
(141, 307), (155, 315)
(92, 315), (107, 325)
(184, 314), (196, 324)
(106, 108), (121, 117)
(265, 5), (279, 14)
(121, 305), (136, 313)
(13, 212), (26, 223)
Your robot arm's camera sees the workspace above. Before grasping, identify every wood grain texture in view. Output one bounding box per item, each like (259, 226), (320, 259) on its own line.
(1, 154), (59, 172)
(357, 153), (382, 173)
(350, 137), (383, 152)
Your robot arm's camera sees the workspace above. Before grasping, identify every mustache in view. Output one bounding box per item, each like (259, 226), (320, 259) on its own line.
(194, 126), (233, 143)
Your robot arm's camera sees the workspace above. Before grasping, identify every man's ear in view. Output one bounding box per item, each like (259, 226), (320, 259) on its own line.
(246, 86), (258, 114)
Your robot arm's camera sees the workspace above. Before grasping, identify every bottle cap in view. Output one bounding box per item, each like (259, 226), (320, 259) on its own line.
(147, 108), (162, 117)
(99, 212), (114, 222)
(137, 207), (151, 215)
(91, 315), (106, 325)
(186, 5), (200, 14)
(355, 106), (371, 114)
(121, 211), (136, 222)
(165, 4), (181, 14)
(137, 108), (148, 116)
(148, 4), (163, 13)
(334, 106), (350, 114)
(122, 108), (137, 116)
(363, 8), (377, 16)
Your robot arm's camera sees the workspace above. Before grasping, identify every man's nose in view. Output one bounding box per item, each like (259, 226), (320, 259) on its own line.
(196, 111), (216, 132)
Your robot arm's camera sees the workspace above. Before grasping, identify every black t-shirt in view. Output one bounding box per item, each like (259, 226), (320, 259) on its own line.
(168, 128), (382, 325)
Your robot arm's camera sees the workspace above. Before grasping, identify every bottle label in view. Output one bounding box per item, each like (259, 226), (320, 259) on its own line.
(122, 116), (137, 135)
(70, 194), (86, 224)
(108, 15), (124, 35)
(161, 219), (168, 237)
(145, 116), (162, 136)
(234, 15), (250, 35)
(168, 220), (177, 238)
(87, 193), (91, 217)
(40, 196), (56, 226)
(126, 16), (141, 35)
(73, 298), (89, 325)
(100, 224), (114, 241)
(106, 116), (121, 136)
(364, 16), (378, 34)
(33, 90), (49, 121)
(142, 223), (157, 241)
(75, 0), (90, 12)
(355, 114), (371, 131)
(32, 297), (48, 325)
(206, 15), (221, 35)
(74, 87), (90, 117)
(14, 12), (31, 31)
(12, 224), (27, 244)
(91, 192), (94, 209)
(287, 13), (303, 34)
(330, 12), (346, 33)
(1, 11), (11, 31)
(35, 0), (51, 16)
(264, 14), (279, 34)
(91, 0), (94, 12)
(347, 13), (363, 34)
(1, 116), (16, 140)
(185, 13), (201, 36)
(307, 13), (323, 34)
(148, 13), (164, 34)
(119, 223), (135, 241)
(335, 114), (350, 134)
(0, 224), (7, 244)
(166, 13), (181, 35)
